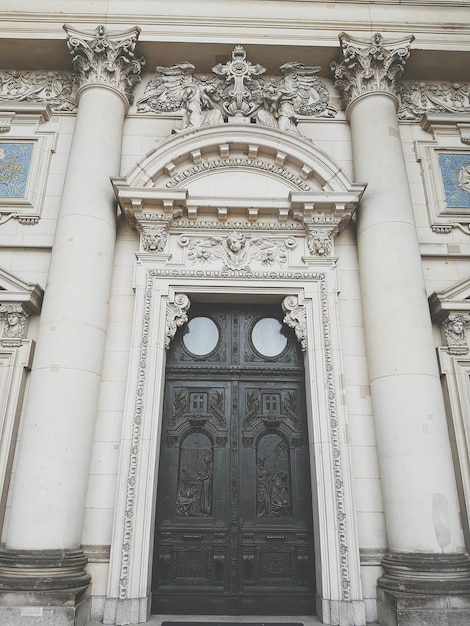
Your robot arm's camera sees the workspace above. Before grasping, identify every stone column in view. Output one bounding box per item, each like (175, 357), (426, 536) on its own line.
(0, 25), (144, 626)
(332, 33), (470, 625)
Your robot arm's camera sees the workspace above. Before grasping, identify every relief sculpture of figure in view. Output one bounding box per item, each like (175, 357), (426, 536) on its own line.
(257, 62), (326, 133)
(270, 471), (290, 517)
(136, 61), (223, 130)
(1, 307), (26, 341)
(256, 439), (291, 517)
(197, 454), (213, 515)
(256, 455), (270, 516)
(179, 79), (224, 131)
(257, 82), (298, 133)
(443, 314), (470, 348)
(175, 466), (198, 516)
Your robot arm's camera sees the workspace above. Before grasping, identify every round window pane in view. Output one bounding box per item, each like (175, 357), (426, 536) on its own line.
(183, 317), (219, 355)
(252, 317), (287, 357)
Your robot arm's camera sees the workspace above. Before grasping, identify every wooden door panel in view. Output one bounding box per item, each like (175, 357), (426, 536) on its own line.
(152, 305), (315, 615)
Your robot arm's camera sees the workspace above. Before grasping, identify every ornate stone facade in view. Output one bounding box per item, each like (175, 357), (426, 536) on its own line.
(1, 4), (470, 626)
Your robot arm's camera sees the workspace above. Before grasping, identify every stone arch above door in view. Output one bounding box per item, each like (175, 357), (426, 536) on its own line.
(112, 124), (365, 258)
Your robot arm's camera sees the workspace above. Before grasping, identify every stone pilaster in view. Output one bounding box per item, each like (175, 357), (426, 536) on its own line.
(0, 25), (144, 626)
(333, 32), (470, 626)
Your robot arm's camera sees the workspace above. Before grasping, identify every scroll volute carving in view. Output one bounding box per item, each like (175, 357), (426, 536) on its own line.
(282, 295), (307, 351)
(165, 293), (190, 349)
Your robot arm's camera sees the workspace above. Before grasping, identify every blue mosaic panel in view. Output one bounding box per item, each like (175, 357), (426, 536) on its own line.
(0, 142), (34, 197)
(438, 153), (470, 208)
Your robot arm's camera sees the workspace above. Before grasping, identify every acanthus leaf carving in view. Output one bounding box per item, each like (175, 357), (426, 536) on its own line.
(64, 24), (145, 104)
(136, 46), (336, 134)
(331, 32), (414, 110)
(165, 293), (190, 349)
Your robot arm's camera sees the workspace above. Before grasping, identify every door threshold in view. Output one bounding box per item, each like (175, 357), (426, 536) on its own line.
(132, 617), (322, 626)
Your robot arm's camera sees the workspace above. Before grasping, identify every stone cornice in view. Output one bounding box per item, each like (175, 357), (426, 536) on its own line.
(63, 24), (145, 105)
(0, 21), (468, 82)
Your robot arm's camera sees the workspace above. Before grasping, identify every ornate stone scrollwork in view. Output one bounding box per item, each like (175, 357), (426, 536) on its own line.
(0, 305), (27, 347)
(179, 231), (295, 270)
(442, 313), (470, 354)
(136, 46), (336, 133)
(331, 32), (414, 110)
(165, 293), (190, 349)
(64, 24), (145, 104)
(282, 295), (307, 351)
(397, 82), (470, 121)
(0, 70), (78, 112)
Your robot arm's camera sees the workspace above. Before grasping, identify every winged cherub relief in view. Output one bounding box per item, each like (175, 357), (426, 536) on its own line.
(136, 47), (336, 133)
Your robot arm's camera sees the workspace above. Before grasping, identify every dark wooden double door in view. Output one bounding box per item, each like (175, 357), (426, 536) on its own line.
(152, 304), (315, 615)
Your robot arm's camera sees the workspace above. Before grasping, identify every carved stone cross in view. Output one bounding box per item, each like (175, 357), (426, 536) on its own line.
(212, 45), (266, 117)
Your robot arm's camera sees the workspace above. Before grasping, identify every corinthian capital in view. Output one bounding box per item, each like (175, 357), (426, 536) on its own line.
(331, 32), (414, 110)
(63, 24), (145, 104)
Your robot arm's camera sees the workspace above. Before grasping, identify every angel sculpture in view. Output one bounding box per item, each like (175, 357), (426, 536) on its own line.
(136, 62), (223, 129)
(137, 48), (336, 131)
(257, 62), (334, 132)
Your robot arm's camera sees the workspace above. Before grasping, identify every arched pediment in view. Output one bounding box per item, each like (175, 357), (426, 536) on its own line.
(112, 124), (365, 230)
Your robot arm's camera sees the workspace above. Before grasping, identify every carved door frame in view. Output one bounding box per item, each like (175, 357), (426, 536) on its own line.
(104, 271), (364, 625)
(105, 124), (367, 625)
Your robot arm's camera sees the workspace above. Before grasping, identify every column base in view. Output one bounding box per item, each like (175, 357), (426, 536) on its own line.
(0, 548), (91, 626)
(377, 552), (470, 626)
(0, 587), (91, 626)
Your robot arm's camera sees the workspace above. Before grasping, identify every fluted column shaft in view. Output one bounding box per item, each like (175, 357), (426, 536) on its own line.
(332, 33), (464, 555)
(5, 25), (143, 552)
